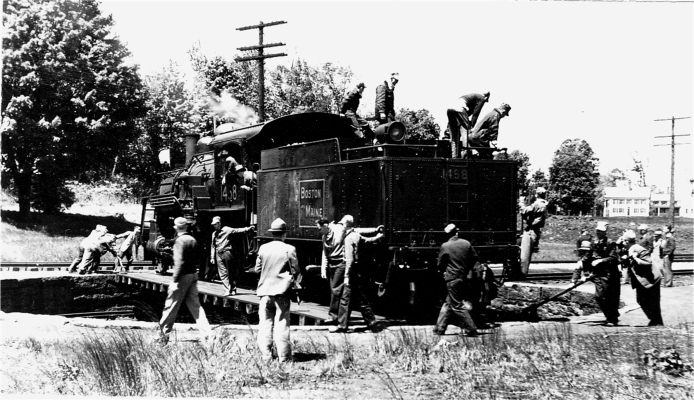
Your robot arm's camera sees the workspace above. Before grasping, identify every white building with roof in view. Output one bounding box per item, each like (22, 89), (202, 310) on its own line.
(603, 187), (651, 217)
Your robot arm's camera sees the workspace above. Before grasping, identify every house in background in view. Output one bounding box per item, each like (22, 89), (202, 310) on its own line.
(603, 187), (651, 217)
(603, 183), (694, 218)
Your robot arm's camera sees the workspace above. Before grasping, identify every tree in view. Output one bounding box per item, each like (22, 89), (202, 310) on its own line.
(267, 60), (354, 117)
(395, 108), (440, 141)
(2, 0), (144, 217)
(548, 139), (600, 215)
(188, 44), (258, 130)
(495, 150), (531, 196)
(120, 62), (202, 197)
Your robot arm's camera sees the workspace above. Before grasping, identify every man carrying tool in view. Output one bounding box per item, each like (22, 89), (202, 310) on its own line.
(114, 226), (140, 272)
(433, 223), (480, 337)
(210, 216), (255, 296)
(519, 187), (549, 276)
(340, 83), (374, 140)
(572, 221), (621, 326)
(446, 92), (490, 158)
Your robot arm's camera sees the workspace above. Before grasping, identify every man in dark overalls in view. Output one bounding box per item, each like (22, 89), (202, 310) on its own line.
(589, 221), (621, 326)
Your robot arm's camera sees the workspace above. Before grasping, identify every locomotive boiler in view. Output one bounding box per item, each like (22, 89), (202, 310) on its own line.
(139, 112), (520, 315)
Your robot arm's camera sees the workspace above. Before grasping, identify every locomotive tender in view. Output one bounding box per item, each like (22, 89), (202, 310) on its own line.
(140, 112), (520, 314)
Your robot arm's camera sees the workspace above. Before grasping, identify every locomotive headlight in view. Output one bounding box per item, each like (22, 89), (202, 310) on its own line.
(374, 121), (407, 143)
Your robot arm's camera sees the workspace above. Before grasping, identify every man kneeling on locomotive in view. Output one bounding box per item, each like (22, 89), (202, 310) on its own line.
(433, 223), (481, 337)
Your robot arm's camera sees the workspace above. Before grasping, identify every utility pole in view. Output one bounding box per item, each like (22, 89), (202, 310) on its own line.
(654, 116), (691, 229)
(236, 21), (287, 122)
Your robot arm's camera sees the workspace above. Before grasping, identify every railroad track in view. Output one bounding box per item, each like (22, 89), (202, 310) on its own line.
(532, 253), (693, 264)
(519, 268), (693, 282)
(0, 261), (156, 272)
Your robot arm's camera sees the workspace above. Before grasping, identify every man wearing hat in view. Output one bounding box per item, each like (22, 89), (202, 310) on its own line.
(651, 228), (665, 280)
(114, 226), (141, 272)
(446, 92), (490, 158)
(468, 102), (511, 159)
(210, 216), (255, 296)
(627, 242), (664, 326)
(340, 83), (374, 139)
(159, 217), (211, 343)
(69, 224), (108, 273)
(375, 73), (399, 125)
(433, 223), (480, 337)
(519, 187), (549, 276)
(637, 224), (653, 253)
(331, 215), (384, 333)
(589, 221), (621, 326)
(616, 229), (637, 284)
(254, 218), (300, 362)
(661, 225), (676, 287)
(571, 239), (594, 284)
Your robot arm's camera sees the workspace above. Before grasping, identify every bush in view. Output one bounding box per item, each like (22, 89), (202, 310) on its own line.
(67, 176), (138, 205)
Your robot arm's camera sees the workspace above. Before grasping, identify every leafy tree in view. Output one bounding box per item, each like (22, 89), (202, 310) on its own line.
(395, 108), (440, 141)
(2, 0), (144, 217)
(494, 150), (531, 196)
(267, 60), (354, 117)
(120, 62), (202, 197)
(548, 139), (600, 215)
(188, 44), (258, 129)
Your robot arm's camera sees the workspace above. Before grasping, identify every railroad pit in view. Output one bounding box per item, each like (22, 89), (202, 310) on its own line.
(2, 273), (691, 325)
(0, 273), (645, 326)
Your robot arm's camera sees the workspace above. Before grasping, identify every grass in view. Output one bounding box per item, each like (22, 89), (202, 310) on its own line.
(0, 206), (141, 262)
(1, 324), (693, 398)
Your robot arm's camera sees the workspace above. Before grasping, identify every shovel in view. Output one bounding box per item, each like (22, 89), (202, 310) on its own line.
(521, 277), (593, 321)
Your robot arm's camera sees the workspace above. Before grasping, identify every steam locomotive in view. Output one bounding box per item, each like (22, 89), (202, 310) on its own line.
(139, 112), (520, 314)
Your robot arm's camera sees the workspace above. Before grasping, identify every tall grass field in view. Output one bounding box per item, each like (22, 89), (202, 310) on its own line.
(2, 324), (693, 398)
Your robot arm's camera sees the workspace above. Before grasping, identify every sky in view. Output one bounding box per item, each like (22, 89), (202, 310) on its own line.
(99, 0), (694, 195)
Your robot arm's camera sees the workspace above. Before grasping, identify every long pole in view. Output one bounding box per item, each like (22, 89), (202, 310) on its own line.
(654, 116), (691, 229)
(236, 21), (287, 123)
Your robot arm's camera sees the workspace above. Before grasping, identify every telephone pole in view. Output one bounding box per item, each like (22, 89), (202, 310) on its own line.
(654, 116), (691, 229)
(236, 21), (287, 122)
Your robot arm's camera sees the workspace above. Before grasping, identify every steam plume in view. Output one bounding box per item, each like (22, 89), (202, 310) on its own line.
(208, 90), (259, 127)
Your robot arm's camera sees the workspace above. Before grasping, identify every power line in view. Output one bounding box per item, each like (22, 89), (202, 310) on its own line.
(653, 116), (690, 229)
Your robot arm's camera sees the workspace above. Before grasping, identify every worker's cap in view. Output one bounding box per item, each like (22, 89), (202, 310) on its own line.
(95, 224), (107, 233)
(235, 164), (246, 172)
(268, 218), (288, 232)
(578, 240), (592, 251)
(134, 226), (141, 232)
(638, 223), (649, 231)
(316, 218), (330, 226)
(356, 82), (366, 89)
(663, 225), (672, 233)
(654, 229), (663, 236)
(225, 156), (237, 164)
(173, 217), (188, 230)
(444, 223), (458, 234)
(339, 215), (354, 227)
(535, 187), (546, 194)
(622, 229), (636, 240)
(211, 216), (222, 225)
(596, 221), (609, 232)
(499, 103), (511, 114)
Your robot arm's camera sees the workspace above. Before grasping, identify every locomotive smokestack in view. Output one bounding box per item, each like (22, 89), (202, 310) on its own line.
(184, 132), (200, 166)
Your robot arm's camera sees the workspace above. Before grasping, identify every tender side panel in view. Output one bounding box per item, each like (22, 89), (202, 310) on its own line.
(389, 159), (449, 245)
(257, 159), (384, 240)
